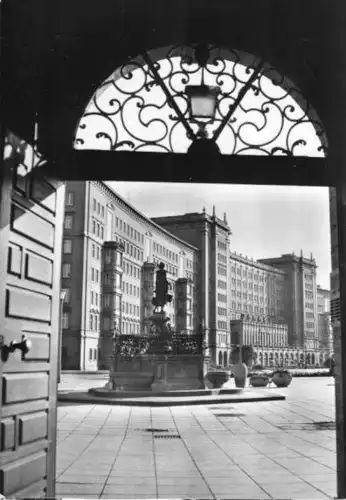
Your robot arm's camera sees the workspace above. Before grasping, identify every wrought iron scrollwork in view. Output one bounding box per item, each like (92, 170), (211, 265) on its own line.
(74, 44), (328, 157)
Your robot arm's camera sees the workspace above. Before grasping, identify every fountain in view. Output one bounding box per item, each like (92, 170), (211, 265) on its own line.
(89, 262), (243, 399)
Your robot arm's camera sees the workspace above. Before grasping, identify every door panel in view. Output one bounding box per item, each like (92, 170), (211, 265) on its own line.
(0, 134), (65, 498)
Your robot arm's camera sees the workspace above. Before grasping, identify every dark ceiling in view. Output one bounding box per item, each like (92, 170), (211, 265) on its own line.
(2, 0), (341, 184)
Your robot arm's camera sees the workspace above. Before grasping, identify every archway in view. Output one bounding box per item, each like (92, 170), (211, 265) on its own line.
(218, 351), (223, 366)
(2, 12), (343, 499)
(223, 351), (228, 367)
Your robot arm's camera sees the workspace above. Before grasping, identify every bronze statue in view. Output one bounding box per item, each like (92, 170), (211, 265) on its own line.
(152, 262), (172, 313)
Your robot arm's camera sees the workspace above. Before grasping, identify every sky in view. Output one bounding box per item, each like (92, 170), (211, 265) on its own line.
(106, 182), (331, 289)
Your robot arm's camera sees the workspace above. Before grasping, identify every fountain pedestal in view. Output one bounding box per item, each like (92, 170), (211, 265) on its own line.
(151, 355), (172, 392)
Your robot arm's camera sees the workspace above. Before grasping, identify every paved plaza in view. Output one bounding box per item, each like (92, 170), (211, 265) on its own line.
(56, 376), (337, 499)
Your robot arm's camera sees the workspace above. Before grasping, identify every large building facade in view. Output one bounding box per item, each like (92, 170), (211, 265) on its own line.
(61, 181), (199, 370)
(229, 251), (286, 322)
(258, 253), (319, 348)
(152, 207), (232, 364)
(61, 181), (330, 370)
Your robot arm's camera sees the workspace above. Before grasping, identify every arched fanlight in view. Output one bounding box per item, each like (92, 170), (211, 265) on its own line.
(74, 44), (328, 158)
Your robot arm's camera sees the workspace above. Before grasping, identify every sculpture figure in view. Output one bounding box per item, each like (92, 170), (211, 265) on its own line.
(152, 262), (172, 313)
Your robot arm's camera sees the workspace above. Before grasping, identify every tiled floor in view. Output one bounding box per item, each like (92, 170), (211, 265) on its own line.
(56, 377), (336, 499)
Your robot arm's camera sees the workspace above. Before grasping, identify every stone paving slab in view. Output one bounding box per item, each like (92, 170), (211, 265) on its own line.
(56, 377), (337, 500)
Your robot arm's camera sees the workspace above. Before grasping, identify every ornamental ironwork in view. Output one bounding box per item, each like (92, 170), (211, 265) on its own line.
(74, 44), (328, 157)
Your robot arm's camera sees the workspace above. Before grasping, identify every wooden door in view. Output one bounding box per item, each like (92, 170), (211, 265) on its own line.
(0, 133), (65, 498)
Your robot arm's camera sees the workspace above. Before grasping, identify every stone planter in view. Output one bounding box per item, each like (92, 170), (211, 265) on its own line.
(271, 370), (292, 387)
(110, 371), (154, 391)
(231, 362), (248, 388)
(206, 370), (230, 388)
(249, 374), (269, 387)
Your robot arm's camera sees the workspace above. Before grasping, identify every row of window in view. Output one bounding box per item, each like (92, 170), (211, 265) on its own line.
(92, 243), (101, 260)
(116, 218), (144, 245)
(217, 280), (227, 290)
(306, 321), (315, 329)
(89, 348), (98, 361)
(116, 236), (143, 261)
(305, 291), (314, 300)
(231, 301), (265, 314)
(231, 290), (266, 303)
(217, 240), (227, 251)
(122, 281), (141, 297)
(92, 219), (105, 239)
(232, 267), (266, 281)
(90, 290), (100, 306)
(153, 242), (178, 263)
(92, 198), (105, 217)
(305, 302), (314, 309)
(123, 260), (141, 279)
(306, 311), (315, 318)
(304, 273), (313, 281)
(91, 268), (100, 282)
(123, 322), (141, 334)
(218, 307), (227, 317)
(218, 253), (227, 264)
(217, 293), (227, 303)
(218, 321), (228, 330)
(90, 313), (99, 330)
(218, 265), (227, 276)
(122, 302), (140, 317)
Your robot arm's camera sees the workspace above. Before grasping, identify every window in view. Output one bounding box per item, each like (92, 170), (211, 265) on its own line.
(61, 288), (70, 302)
(101, 206), (105, 217)
(91, 291), (94, 304)
(97, 246), (100, 260)
(64, 215), (73, 229)
(89, 314), (93, 329)
(91, 268), (95, 281)
(63, 239), (72, 254)
(100, 226), (104, 239)
(96, 270), (99, 282)
(93, 198), (97, 211)
(95, 315), (98, 330)
(97, 223), (100, 237)
(104, 294), (111, 307)
(105, 250), (112, 264)
(95, 293), (98, 306)
(97, 202), (101, 214)
(92, 220), (96, 234)
(92, 243), (95, 258)
(62, 263), (71, 278)
(62, 312), (69, 328)
(94, 349), (97, 360)
(66, 192), (75, 206)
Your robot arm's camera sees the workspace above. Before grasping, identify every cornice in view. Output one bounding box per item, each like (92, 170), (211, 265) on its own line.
(91, 181), (198, 251)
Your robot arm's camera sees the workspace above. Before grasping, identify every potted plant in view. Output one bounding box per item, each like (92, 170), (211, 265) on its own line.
(249, 372), (270, 387)
(205, 370), (230, 388)
(271, 368), (292, 387)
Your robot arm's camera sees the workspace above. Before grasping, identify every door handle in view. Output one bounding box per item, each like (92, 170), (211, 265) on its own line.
(1, 335), (32, 362)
